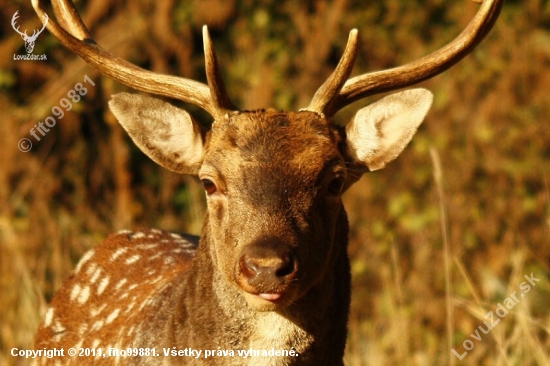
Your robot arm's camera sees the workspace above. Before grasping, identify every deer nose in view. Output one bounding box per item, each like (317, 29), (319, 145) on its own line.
(240, 252), (296, 281)
(237, 239), (298, 291)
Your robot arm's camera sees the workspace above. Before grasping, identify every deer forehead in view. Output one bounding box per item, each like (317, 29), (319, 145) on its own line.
(205, 110), (344, 175)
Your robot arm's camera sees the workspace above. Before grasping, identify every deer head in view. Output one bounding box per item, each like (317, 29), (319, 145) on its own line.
(12, 10), (48, 53)
(32, 0), (501, 312)
(110, 89), (436, 309)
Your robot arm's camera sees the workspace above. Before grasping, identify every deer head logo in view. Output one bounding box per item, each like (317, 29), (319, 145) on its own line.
(12, 11), (48, 54)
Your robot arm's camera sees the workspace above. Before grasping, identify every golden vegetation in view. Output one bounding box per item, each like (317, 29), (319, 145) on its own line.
(1, 0), (549, 364)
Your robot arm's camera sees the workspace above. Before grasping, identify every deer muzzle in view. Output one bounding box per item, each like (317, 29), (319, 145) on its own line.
(235, 237), (299, 303)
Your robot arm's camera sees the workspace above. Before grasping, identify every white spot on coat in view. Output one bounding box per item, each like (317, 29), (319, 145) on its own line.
(52, 321), (66, 333)
(77, 286), (91, 304)
(131, 232), (146, 239)
(114, 278), (128, 291)
(91, 319), (104, 331)
(44, 307), (54, 327)
(110, 247), (128, 261)
(75, 249), (95, 273)
(125, 255), (141, 264)
(70, 283), (81, 302)
(89, 266), (102, 283)
(106, 308), (120, 324)
(97, 277), (110, 295)
(136, 243), (158, 250)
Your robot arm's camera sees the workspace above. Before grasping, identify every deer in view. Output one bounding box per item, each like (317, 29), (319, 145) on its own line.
(31, 0), (502, 365)
(11, 10), (48, 54)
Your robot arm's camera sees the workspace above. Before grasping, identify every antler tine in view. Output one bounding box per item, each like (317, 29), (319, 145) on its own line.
(32, 0), (219, 117)
(324, 0), (504, 116)
(306, 29), (359, 115)
(202, 26), (239, 117)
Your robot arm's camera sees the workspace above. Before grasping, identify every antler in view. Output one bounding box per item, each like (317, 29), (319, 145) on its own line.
(31, 0), (236, 119)
(309, 0), (504, 116)
(11, 11), (28, 38)
(306, 29), (359, 115)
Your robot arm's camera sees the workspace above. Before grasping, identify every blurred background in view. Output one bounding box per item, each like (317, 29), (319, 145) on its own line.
(1, 0), (549, 365)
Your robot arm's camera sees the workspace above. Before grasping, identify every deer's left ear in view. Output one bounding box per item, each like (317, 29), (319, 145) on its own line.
(345, 88), (433, 171)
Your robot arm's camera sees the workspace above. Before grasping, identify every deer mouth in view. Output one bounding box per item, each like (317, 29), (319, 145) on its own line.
(240, 283), (293, 303)
(258, 293), (282, 301)
(236, 271), (297, 309)
(241, 289), (294, 311)
(236, 273), (299, 308)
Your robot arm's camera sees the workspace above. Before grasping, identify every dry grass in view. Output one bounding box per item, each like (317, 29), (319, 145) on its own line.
(1, 0), (549, 365)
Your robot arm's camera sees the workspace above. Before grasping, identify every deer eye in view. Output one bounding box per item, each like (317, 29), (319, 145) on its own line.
(327, 177), (345, 196)
(201, 179), (218, 195)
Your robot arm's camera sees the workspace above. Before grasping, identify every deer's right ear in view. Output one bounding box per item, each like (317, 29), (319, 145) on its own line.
(109, 93), (205, 175)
